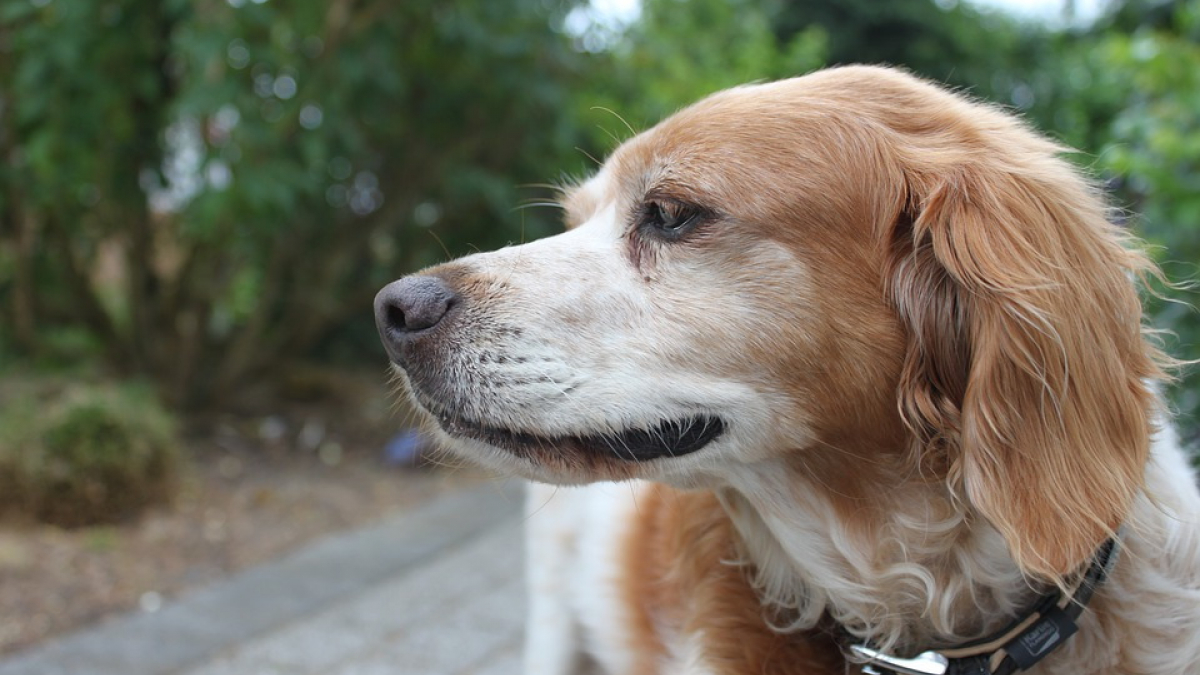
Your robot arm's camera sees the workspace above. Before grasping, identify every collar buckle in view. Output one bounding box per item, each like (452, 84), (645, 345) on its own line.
(850, 644), (950, 675)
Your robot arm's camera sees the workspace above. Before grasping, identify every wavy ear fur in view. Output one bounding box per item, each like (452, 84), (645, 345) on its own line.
(886, 117), (1166, 581)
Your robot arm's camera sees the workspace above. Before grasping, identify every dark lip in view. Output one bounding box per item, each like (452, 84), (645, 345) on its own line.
(429, 407), (726, 463)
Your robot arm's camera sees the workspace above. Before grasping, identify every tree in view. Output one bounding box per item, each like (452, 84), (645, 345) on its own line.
(1088, 0), (1200, 441)
(560, 0), (825, 153)
(0, 0), (592, 407)
(1009, 0), (1200, 442)
(770, 0), (1049, 103)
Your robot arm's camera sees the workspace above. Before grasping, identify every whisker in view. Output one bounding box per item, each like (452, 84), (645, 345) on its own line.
(574, 146), (602, 167)
(424, 228), (453, 260)
(516, 182), (571, 194)
(590, 105), (637, 138)
(595, 124), (622, 147)
(522, 485), (561, 524)
(511, 201), (565, 213)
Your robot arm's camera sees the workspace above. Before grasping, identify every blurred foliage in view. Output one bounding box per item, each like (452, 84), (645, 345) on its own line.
(1, 0), (589, 407)
(0, 382), (181, 527)
(1021, 1), (1200, 438)
(1100, 9), (1200, 433)
(574, 0), (827, 135)
(0, 0), (1196, 441)
(771, 0), (1052, 103)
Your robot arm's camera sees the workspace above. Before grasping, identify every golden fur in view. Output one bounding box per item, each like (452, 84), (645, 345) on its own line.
(377, 66), (1200, 674)
(621, 486), (845, 675)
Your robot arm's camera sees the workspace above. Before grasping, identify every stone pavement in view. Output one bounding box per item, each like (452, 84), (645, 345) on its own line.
(0, 481), (527, 675)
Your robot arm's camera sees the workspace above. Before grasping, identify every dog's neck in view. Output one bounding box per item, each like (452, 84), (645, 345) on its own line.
(708, 425), (1200, 674)
(717, 458), (1037, 655)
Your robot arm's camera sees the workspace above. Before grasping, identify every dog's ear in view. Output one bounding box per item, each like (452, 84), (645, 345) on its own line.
(887, 147), (1164, 581)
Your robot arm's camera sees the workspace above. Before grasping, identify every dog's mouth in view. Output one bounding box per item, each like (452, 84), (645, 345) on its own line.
(428, 407), (726, 463)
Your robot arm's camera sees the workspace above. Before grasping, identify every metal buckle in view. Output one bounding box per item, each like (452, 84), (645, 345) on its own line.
(850, 644), (950, 675)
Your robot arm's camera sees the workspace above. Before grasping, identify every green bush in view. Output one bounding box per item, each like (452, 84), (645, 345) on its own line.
(0, 383), (182, 527)
(0, 0), (590, 408)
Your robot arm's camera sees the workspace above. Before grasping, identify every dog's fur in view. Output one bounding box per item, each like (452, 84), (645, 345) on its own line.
(378, 66), (1200, 674)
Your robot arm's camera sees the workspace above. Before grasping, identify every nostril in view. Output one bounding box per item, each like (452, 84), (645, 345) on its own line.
(388, 294), (444, 333)
(374, 275), (459, 347)
(386, 303), (409, 333)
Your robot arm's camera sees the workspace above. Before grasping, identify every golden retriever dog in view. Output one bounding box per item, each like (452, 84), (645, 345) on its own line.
(374, 66), (1200, 675)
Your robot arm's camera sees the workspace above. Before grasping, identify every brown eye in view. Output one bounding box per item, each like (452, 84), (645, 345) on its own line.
(641, 200), (704, 240)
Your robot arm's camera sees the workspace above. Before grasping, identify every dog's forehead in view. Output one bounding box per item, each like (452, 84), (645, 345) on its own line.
(603, 82), (858, 210)
(612, 87), (792, 180)
(563, 72), (905, 233)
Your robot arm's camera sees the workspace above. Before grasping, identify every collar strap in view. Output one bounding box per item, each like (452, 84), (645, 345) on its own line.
(849, 536), (1121, 675)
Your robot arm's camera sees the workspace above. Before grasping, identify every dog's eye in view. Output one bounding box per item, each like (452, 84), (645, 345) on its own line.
(641, 200), (704, 240)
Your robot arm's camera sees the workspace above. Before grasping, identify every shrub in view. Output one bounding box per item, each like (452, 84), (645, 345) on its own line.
(0, 383), (182, 527)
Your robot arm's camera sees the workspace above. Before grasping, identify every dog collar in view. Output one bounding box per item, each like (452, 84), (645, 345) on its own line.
(848, 536), (1121, 675)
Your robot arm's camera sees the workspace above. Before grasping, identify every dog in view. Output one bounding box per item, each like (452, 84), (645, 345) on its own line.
(375, 66), (1200, 675)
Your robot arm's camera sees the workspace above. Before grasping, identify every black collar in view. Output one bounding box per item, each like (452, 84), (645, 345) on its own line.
(846, 536), (1122, 675)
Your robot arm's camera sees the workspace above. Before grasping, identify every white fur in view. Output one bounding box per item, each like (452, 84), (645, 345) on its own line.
(524, 428), (1200, 674)
(387, 70), (1200, 674)
(410, 170), (813, 488)
(421, 162), (1200, 674)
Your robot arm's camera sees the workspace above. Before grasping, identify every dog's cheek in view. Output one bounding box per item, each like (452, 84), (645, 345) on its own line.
(649, 240), (821, 379)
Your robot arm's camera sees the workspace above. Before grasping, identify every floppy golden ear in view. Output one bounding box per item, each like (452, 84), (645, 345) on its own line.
(888, 151), (1165, 581)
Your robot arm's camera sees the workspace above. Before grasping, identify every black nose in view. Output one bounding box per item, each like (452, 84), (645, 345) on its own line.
(374, 276), (458, 357)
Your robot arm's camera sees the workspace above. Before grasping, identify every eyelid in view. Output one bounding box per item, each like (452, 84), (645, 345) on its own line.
(644, 188), (718, 214)
(656, 199), (691, 219)
(634, 197), (714, 243)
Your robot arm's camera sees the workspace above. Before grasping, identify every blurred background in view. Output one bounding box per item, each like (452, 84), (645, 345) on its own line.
(0, 0), (1197, 658)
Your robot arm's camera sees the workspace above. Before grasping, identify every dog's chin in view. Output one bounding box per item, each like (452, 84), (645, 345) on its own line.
(421, 403), (726, 467)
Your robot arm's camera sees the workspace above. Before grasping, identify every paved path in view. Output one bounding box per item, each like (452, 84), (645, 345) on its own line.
(0, 482), (527, 675)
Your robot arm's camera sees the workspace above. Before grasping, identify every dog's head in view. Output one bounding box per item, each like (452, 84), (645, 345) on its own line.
(376, 66), (1165, 580)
